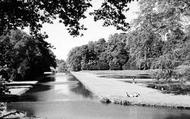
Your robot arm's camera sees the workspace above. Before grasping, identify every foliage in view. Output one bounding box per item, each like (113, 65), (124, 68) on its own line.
(0, 66), (10, 96)
(0, 77), (8, 95)
(90, 0), (135, 31)
(67, 0), (190, 82)
(0, 0), (135, 37)
(67, 33), (131, 71)
(0, 0), (92, 36)
(130, 0), (190, 80)
(0, 30), (56, 81)
(57, 59), (68, 72)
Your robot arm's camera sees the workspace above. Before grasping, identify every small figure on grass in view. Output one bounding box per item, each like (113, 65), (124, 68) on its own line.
(132, 76), (136, 84)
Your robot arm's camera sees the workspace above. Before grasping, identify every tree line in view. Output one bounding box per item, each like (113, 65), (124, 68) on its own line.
(66, 31), (161, 71)
(67, 0), (190, 81)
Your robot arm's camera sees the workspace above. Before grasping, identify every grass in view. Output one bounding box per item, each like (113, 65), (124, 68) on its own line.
(85, 70), (190, 95)
(147, 82), (190, 95)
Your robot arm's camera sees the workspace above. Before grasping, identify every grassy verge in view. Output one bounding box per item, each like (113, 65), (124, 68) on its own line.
(72, 70), (190, 109)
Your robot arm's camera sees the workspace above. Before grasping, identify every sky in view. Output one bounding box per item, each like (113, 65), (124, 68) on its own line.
(41, 1), (139, 60)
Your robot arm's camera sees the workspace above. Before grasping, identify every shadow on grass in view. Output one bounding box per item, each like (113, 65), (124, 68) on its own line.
(147, 82), (190, 95)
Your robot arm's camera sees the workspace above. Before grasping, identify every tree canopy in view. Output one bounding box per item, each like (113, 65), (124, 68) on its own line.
(0, 30), (56, 81)
(67, 34), (130, 71)
(0, 0), (135, 36)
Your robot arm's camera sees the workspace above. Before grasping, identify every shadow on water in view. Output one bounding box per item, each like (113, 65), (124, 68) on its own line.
(67, 74), (94, 98)
(10, 73), (94, 102)
(38, 75), (56, 83)
(17, 84), (52, 101)
(69, 81), (93, 98)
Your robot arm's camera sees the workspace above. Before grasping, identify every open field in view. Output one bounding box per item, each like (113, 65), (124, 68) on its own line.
(85, 70), (190, 95)
(72, 70), (190, 109)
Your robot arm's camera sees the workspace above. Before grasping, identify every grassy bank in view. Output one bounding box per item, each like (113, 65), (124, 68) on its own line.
(72, 70), (190, 109)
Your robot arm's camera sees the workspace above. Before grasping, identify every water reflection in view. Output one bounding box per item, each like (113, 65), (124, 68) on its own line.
(67, 74), (94, 98)
(14, 73), (93, 102)
(8, 101), (190, 119)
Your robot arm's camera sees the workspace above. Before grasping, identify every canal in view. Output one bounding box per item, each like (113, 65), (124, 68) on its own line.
(7, 73), (190, 119)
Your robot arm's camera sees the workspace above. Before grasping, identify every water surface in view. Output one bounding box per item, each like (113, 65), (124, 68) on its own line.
(7, 73), (190, 119)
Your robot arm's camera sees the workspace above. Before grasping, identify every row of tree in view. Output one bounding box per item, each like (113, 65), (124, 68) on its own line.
(67, 34), (128, 71)
(67, 0), (190, 81)
(66, 31), (162, 71)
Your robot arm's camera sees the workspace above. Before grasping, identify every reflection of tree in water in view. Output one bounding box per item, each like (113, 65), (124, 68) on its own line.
(38, 75), (56, 83)
(70, 81), (94, 98)
(67, 74), (94, 98)
(17, 84), (52, 102)
(15, 76), (55, 102)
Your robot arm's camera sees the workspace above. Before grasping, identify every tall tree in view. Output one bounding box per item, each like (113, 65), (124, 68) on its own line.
(133, 0), (190, 79)
(107, 33), (129, 70)
(67, 47), (82, 71)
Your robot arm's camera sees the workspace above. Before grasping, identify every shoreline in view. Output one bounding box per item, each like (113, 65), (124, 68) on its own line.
(71, 71), (190, 110)
(8, 81), (38, 96)
(0, 81), (38, 118)
(1, 81), (38, 102)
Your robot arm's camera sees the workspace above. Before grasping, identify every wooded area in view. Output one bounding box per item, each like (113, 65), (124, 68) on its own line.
(67, 0), (190, 81)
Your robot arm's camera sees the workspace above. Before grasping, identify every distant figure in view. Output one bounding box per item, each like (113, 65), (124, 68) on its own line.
(132, 76), (136, 84)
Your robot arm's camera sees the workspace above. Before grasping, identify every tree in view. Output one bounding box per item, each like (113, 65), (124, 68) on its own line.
(106, 33), (129, 70)
(67, 47), (82, 71)
(126, 28), (164, 70)
(0, 0), (134, 37)
(57, 60), (68, 72)
(133, 0), (190, 80)
(0, 30), (56, 81)
(0, 0), (92, 36)
(90, 0), (134, 31)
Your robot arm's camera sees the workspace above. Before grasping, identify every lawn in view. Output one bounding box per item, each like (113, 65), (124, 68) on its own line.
(82, 70), (190, 95)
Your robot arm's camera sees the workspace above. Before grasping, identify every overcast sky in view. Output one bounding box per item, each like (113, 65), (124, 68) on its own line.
(42, 1), (139, 60)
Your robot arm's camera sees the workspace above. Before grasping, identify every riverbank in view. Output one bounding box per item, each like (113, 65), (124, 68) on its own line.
(1, 81), (38, 102)
(7, 81), (38, 96)
(72, 71), (190, 109)
(0, 81), (38, 118)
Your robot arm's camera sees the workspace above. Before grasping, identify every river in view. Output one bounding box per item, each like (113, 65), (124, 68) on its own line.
(7, 73), (190, 119)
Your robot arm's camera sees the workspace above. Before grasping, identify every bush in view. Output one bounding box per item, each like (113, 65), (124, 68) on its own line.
(57, 62), (68, 72)
(97, 61), (109, 70)
(152, 69), (177, 81)
(122, 60), (138, 70)
(109, 61), (121, 70)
